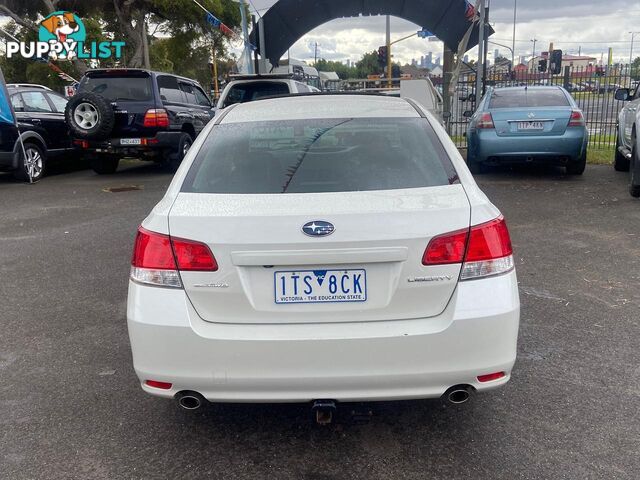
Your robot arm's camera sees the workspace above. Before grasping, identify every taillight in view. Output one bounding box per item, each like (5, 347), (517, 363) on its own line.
(423, 229), (468, 265)
(130, 227), (217, 288)
(568, 109), (585, 127)
(476, 112), (495, 129)
(143, 109), (169, 128)
(422, 216), (514, 280)
(172, 238), (218, 271)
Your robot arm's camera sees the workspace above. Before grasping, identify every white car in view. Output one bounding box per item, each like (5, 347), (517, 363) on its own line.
(127, 95), (520, 418)
(216, 75), (314, 109)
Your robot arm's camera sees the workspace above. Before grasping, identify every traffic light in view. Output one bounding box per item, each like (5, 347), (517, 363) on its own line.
(538, 59), (548, 72)
(550, 50), (563, 75)
(378, 46), (388, 67)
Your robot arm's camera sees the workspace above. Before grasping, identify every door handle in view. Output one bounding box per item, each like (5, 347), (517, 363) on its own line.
(31, 118), (42, 123)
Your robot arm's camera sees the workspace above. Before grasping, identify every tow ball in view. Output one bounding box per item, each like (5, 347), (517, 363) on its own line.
(312, 400), (337, 425)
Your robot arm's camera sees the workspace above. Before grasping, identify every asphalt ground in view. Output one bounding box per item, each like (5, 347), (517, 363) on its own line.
(1, 161), (639, 479)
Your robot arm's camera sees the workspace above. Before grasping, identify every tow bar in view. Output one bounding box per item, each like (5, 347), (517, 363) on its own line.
(312, 400), (337, 425)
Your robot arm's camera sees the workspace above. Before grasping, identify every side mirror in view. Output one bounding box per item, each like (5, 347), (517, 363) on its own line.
(160, 94), (167, 101)
(468, 93), (476, 103)
(463, 110), (474, 118)
(615, 88), (630, 101)
(442, 111), (452, 119)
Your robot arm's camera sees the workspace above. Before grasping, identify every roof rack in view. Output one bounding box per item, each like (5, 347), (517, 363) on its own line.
(6, 83), (52, 91)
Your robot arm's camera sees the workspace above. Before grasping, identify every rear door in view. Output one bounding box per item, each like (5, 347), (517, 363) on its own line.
(43, 92), (72, 149)
(169, 116), (470, 325)
(178, 81), (213, 135)
(78, 71), (157, 138)
(15, 91), (61, 148)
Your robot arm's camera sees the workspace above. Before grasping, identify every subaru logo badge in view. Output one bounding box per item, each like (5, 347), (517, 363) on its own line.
(302, 221), (335, 237)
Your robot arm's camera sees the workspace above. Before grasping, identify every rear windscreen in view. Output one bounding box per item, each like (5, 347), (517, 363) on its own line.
(223, 82), (290, 107)
(490, 89), (570, 108)
(79, 74), (153, 102)
(181, 118), (459, 194)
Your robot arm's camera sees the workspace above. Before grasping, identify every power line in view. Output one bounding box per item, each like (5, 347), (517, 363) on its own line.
(492, 37), (632, 44)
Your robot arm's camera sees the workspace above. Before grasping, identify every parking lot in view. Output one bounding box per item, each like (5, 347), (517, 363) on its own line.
(0, 162), (638, 479)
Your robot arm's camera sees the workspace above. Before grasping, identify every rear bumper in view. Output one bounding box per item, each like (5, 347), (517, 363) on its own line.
(471, 128), (588, 164)
(127, 270), (520, 403)
(74, 131), (183, 155)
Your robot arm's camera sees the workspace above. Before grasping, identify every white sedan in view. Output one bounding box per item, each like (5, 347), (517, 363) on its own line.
(127, 94), (520, 416)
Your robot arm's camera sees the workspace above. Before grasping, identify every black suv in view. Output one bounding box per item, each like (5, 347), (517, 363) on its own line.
(66, 69), (214, 174)
(0, 85), (75, 182)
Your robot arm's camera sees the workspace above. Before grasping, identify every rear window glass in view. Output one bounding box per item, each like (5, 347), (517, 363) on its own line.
(489, 89), (570, 108)
(182, 118), (458, 194)
(80, 74), (152, 102)
(223, 82), (290, 107)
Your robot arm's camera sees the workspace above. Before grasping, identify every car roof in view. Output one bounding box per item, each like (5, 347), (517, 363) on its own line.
(83, 68), (201, 85)
(220, 94), (420, 124)
(7, 86), (62, 95)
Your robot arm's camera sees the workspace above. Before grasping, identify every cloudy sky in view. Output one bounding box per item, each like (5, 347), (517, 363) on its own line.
(246, 0), (640, 65)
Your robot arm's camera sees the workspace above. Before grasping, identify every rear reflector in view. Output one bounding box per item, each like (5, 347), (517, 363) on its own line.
(477, 372), (506, 383)
(143, 109), (169, 128)
(476, 112), (495, 129)
(145, 380), (173, 390)
(423, 216), (514, 280)
(130, 227), (218, 288)
(568, 109), (585, 127)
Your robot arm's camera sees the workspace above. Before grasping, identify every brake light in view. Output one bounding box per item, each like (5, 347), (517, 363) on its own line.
(130, 227), (217, 287)
(423, 229), (468, 265)
(568, 109), (585, 127)
(172, 238), (218, 271)
(143, 109), (169, 128)
(422, 216), (514, 280)
(476, 112), (495, 129)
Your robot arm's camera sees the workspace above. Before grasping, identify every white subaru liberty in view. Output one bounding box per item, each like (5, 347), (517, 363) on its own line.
(127, 94), (520, 411)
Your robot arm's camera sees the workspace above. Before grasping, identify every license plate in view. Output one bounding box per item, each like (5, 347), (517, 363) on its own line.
(120, 138), (142, 145)
(274, 269), (367, 304)
(517, 121), (544, 131)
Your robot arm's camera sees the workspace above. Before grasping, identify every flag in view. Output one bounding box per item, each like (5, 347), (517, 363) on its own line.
(0, 66), (17, 126)
(465, 1), (477, 22)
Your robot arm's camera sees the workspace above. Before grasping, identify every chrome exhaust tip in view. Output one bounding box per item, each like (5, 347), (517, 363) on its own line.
(175, 391), (207, 411)
(443, 385), (473, 405)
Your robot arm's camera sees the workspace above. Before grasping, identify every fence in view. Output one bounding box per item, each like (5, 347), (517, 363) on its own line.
(442, 64), (639, 150)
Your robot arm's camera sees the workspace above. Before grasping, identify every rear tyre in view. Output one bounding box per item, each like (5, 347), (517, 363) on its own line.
(13, 142), (46, 182)
(164, 133), (193, 172)
(566, 150), (587, 175)
(630, 144), (640, 198)
(90, 155), (120, 175)
(614, 134), (630, 172)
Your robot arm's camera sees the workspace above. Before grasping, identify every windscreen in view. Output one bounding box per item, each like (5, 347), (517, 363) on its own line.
(490, 89), (570, 108)
(79, 73), (153, 102)
(182, 118), (459, 194)
(223, 82), (290, 107)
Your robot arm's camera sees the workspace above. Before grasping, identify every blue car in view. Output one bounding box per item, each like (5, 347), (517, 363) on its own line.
(466, 86), (588, 175)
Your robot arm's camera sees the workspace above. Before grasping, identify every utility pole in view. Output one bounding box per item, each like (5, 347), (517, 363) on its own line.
(630, 32), (640, 76)
(475, 0), (486, 103)
(530, 38), (537, 72)
(511, 0), (517, 69)
(386, 15), (392, 88)
(313, 42), (320, 65)
(239, 0), (253, 74)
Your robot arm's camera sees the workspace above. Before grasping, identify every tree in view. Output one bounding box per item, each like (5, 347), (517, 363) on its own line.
(314, 59), (357, 79)
(632, 57), (640, 81)
(356, 51), (382, 78)
(0, 0), (241, 82)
